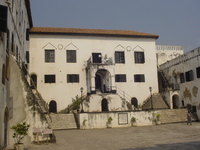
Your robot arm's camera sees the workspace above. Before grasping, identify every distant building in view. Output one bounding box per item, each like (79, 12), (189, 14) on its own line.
(29, 27), (159, 113)
(0, 0), (32, 148)
(159, 47), (200, 119)
(156, 45), (184, 66)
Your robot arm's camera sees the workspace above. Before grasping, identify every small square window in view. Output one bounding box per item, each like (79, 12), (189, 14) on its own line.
(134, 52), (145, 64)
(45, 75), (55, 83)
(115, 51), (125, 63)
(45, 50), (55, 63)
(67, 74), (79, 83)
(185, 70), (194, 82)
(67, 50), (76, 63)
(196, 67), (200, 78)
(134, 74), (145, 82)
(115, 74), (126, 82)
(180, 73), (185, 83)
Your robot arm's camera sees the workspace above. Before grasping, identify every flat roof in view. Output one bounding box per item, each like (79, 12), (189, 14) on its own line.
(30, 27), (159, 39)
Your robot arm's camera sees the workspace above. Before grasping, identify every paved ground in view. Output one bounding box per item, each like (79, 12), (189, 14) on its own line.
(27, 122), (200, 150)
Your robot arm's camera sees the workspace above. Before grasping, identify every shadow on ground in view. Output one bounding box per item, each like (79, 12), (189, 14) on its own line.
(121, 141), (200, 150)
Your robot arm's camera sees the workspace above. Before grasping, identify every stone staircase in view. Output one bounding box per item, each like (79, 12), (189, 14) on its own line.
(157, 109), (188, 124)
(142, 93), (169, 110)
(50, 114), (77, 130)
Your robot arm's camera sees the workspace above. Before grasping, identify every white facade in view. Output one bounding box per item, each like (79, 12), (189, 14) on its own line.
(0, 0), (32, 148)
(156, 45), (184, 66)
(159, 47), (200, 118)
(29, 27), (159, 113)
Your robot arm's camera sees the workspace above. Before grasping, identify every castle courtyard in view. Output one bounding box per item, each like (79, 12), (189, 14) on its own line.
(28, 122), (200, 150)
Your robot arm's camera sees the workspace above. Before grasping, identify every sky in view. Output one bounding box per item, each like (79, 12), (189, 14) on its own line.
(30, 0), (200, 53)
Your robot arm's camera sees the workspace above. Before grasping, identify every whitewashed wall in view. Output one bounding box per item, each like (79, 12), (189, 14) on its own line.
(29, 34), (158, 112)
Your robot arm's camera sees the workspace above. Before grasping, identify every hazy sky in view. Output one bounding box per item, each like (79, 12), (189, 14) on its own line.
(30, 0), (200, 53)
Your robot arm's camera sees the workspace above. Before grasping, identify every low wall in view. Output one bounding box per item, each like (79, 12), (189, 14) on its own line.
(80, 110), (156, 129)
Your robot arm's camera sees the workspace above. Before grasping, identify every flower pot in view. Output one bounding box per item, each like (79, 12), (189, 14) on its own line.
(107, 122), (112, 128)
(131, 122), (137, 127)
(14, 143), (24, 150)
(156, 120), (161, 125)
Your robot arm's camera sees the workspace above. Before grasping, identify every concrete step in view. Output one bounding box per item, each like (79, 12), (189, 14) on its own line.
(157, 109), (188, 124)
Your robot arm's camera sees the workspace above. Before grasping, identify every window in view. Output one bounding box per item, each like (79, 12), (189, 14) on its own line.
(44, 75), (55, 83)
(26, 51), (29, 63)
(185, 70), (194, 82)
(115, 51), (125, 63)
(26, 28), (29, 41)
(134, 74), (145, 82)
(67, 74), (79, 83)
(92, 53), (102, 63)
(115, 74), (126, 82)
(196, 67), (200, 78)
(180, 73), (185, 83)
(30, 74), (37, 89)
(0, 5), (8, 32)
(45, 50), (55, 62)
(66, 50), (76, 63)
(134, 52), (145, 63)
(2, 64), (5, 85)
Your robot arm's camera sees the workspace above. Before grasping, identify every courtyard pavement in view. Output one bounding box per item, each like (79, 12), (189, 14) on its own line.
(27, 122), (200, 150)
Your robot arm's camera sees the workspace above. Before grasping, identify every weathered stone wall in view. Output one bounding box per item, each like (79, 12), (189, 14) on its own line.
(7, 55), (48, 148)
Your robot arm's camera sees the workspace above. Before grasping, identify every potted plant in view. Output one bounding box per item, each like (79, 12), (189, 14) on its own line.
(11, 122), (30, 150)
(155, 113), (161, 125)
(131, 117), (137, 127)
(72, 95), (81, 113)
(107, 116), (113, 128)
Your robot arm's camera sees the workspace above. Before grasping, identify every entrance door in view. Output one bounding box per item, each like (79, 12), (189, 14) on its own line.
(102, 99), (108, 111)
(92, 53), (102, 63)
(49, 100), (57, 113)
(95, 74), (101, 91)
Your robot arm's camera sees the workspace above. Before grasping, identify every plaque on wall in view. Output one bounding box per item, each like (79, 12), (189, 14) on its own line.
(118, 113), (128, 125)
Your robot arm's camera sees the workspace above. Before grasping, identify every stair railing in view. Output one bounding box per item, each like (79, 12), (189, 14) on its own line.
(15, 54), (52, 123)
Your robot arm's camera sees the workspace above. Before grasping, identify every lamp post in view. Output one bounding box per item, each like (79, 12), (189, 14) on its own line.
(80, 87), (84, 113)
(149, 86), (153, 110)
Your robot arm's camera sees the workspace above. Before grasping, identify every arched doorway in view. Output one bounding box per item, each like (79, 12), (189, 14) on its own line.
(49, 100), (57, 113)
(172, 95), (179, 109)
(131, 97), (138, 108)
(4, 108), (9, 148)
(102, 99), (108, 111)
(95, 69), (111, 93)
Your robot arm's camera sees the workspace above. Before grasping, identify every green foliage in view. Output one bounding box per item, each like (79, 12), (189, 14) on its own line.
(131, 117), (137, 123)
(154, 113), (161, 120)
(72, 95), (81, 111)
(108, 117), (113, 124)
(82, 118), (87, 126)
(11, 122), (30, 144)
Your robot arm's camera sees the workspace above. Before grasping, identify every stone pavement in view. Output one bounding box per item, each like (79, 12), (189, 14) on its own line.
(27, 122), (200, 150)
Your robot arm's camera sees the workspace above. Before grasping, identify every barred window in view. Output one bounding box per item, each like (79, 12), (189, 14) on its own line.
(134, 52), (145, 64)
(45, 50), (55, 63)
(45, 75), (55, 83)
(66, 50), (76, 63)
(180, 73), (185, 83)
(115, 74), (126, 82)
(185, 70), (194, 82)
(0, 5), (8, 32)
(67, 74), (79, 83)
(196, 67), (200, 78)
(115, 51), (125, 63)
(134, 74), (145, 82)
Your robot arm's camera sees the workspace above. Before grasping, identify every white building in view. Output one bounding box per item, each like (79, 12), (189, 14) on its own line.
(29, 27), (159, 113)
(159, 47), (200, 119)
(0, 0), (32, 148)
(156, 45), (184, 66)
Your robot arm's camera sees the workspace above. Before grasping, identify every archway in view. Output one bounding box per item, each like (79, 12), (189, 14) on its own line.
(131, 97), (138, 108)
(95, 69), (111, 93)
(102, 98), (108, 111)
(49, 100), (57, 113)
(4, 108), (9, 148)
(172, 95), (179, 109)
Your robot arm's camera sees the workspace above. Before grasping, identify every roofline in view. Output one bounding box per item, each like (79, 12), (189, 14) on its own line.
(30, 27), (159, 39)
(25, 0), (33, 27)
